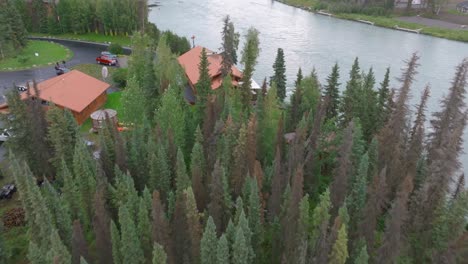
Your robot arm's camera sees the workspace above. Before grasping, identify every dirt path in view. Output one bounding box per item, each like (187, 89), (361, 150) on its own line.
(397, 15), (468, 30)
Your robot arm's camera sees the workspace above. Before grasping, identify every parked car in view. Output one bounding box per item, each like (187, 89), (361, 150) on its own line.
(16, 85), (27, 92)
(96, 52), (118, 66)
(0, 129), (13, 142)
(0, 184), (16, 199)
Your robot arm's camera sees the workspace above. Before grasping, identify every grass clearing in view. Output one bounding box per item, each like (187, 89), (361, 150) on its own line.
(0, 40), (73, 71)
(71, 63), (118, 82)
(79, 91), (123, 134)
(31, 32), (132, 47)
(335, 13), (468, 42)
(277, 0), (468, 42)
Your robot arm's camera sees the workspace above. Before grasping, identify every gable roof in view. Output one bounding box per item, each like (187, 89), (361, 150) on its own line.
(177, 46), (243, 90)
(22, 70), (110, 112)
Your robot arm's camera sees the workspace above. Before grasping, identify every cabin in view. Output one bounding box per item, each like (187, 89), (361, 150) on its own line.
(177, 46), (243, 104)
(0, 70), (110, 125)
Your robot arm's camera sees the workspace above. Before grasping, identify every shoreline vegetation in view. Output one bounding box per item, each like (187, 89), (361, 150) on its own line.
(276, 0), (468, 42)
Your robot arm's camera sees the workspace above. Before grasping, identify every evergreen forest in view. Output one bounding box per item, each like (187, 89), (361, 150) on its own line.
(1, 16), (467, 264)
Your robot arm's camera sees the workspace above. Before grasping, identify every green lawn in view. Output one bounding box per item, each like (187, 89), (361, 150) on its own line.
(79, 91), (123, 134)
(31, 32), (132, 47)
(277, 0), (468, 42)
(335, 13), (468, 42)
(0, 40), (73, 71)
(71, 63), (117, 82)
(104, 91), (123, 113)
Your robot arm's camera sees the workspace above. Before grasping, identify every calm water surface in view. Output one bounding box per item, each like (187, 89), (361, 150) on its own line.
(149, 0), (468, 175)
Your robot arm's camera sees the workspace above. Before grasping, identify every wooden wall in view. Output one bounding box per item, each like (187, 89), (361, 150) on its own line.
(72, 92), (108, 125)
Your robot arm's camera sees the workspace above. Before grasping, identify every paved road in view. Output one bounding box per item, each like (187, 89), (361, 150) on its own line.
(0, 38), (131, 90)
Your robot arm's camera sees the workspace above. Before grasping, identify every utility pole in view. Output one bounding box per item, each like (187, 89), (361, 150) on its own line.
(191, 35), (195, 48)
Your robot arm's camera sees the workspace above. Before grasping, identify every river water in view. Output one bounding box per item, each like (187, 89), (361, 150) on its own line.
(149, 0), (468, 175)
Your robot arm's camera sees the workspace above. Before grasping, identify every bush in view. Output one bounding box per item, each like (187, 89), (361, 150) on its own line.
(17, 55), (30, 64)
(163, 30), (191, 55)
(108, 43), (123, 55)
(112, 68), (128, 88)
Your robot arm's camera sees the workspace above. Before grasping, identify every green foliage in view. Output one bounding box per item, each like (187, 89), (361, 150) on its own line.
(258, 84), (281, 164)
(233, 227), (249, 264)
(121, 78), (148, 124)
(0, 222), (9, 263)
(109, 43), (124, 54)
(0, 0), (28, 59)
(152, 243), (168, 264)
(324, 63), (341, 121)
(329, 224), (349, 264)
(217, 234), (230, 263)
(240, 27), (260, 111)
(355, 244), (369, 264)
(111, 220), (121, 264)
(201, 216), (218, 264)
(175, 149), (191, 197)
(271, 48), (287, 102)
(118, 204), (145, 264)
(113, 68), (128, 88)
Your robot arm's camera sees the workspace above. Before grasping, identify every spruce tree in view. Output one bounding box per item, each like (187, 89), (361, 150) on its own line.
(309, 188), (331, 257)
(118, 204), (145, 264)
(137, 198), (152, 259)
(196, 48), (212, 124)
(191, 127), (207, 211)
(324, 63), (341, 121)
(46, 230), (71, 264)
(248, 176), (262, 251)
(201, 216), (218, 264)
(208, 160), (228, 233)
(232, 227), (249, 264)
(220, 15), (240, 76)
(340, 58), (362, 126)
(152, 243), (168, 264)
(121, 74), (147, 127)
(111, 220), (121, 264)
(377, 67), (391, 128)
(329, 224), (349, 264)
(148, 142), (171, 199)
(175, 149), (190, 197)
(217, 234), (230, 263)
(355, 244), (369, 264)
(46, 106), (78, 172)
(271, 48), (287, 102)
(258, 84), (281, 164)
(240, 27), (260, 110)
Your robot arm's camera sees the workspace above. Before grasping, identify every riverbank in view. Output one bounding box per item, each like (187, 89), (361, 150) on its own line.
(276, 0), (468, 42)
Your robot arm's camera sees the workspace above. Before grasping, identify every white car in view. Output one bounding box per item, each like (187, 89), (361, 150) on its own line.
(0, 129), (13, 142)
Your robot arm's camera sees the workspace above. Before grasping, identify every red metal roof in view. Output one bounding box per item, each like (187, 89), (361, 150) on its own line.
(177, 46), (242, 90)
(21, 70), (110, 113)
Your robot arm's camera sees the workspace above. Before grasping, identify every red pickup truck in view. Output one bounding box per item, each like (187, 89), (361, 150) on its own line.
(96, 52), (118, 66)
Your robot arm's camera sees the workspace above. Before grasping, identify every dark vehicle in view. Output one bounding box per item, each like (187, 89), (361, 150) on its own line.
(16, 85), (27, 92)
(96, 52), (118, 66)
(0, 184), (16, 199)
(55, 62), (69, 76)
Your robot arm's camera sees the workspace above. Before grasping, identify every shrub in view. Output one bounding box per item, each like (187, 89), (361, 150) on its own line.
(17, 55), (30, 64)
(112, 68), (128, 88)
(108, 43), (123, 55)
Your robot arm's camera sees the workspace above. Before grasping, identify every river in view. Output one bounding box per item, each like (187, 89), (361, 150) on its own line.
(149, 0), (468, 176)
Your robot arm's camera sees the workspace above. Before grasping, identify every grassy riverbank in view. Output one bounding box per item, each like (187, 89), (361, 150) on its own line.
(0, 41), (73, 71)
(30, 33), (132, 47)
(277, 0), (468, 42)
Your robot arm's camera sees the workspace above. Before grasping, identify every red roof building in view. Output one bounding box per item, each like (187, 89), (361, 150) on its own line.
(1, 70), (110, 125)
(178, 46), (243, 93)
